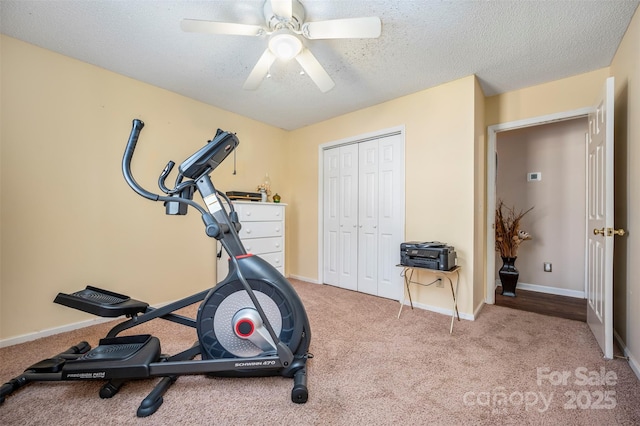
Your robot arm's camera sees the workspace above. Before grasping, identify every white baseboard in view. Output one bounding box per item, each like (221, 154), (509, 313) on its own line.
(473, 301), (485, 320)
(400, 299), (475, 321)
(614, 329), (640, 381)
(495, 280), (584, 299)
(287, 274), (321, 284)
(0, 316), (114, 349)
(0, 299), (176, 349)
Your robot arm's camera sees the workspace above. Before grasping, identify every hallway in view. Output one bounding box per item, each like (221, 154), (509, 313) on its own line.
(495, 287), (587, 322)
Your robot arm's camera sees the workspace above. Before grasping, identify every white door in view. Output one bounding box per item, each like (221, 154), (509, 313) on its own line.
(376, 134), (404, 300)
(323, 145), (358, 290)
(358, 140), (379, 295)
(339, 144), (359, 290)
(323, 148), (340, 286)
(357, 136), (404, 298)
(321, 128), (405, 300)
(586, 76), (616, 359)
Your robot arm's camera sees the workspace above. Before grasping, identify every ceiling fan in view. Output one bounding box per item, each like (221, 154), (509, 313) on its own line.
(181, 0), (382, 93)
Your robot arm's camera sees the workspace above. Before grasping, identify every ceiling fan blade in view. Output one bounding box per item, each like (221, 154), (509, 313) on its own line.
(295, 48), (335, 93)
(243, 49), (277, 90)
(181, 19), (264, 36)
(270, 0), (293, 20)
(302, 17), (382, 40)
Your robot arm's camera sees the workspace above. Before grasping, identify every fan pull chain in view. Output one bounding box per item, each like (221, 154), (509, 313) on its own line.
(233, 147), (237, 175)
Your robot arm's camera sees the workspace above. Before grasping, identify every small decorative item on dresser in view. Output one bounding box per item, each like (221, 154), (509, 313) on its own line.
(273, 193), (281, 203)
(256, 173), (271, 202)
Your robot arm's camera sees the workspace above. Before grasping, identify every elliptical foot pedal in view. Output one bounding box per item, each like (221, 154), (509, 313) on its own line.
(62, 335), (161, 380)
(54, 286), (148, 317)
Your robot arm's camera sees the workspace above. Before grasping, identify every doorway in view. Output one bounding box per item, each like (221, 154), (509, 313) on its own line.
(486, 108), (592, 306)
(496, 117), (589, 297)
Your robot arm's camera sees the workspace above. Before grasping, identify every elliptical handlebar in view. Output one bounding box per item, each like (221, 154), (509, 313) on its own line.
(122, 119), (160, 201)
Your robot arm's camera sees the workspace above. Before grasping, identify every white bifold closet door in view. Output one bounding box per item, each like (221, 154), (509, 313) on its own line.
(323, 134), (403, 300)
(323, 144), (359, 290)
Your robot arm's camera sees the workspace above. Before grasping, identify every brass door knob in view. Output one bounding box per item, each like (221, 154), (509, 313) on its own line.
(593, 227), (626, 236)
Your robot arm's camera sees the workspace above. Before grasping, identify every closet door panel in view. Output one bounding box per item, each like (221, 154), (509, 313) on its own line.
(339, 145), (359, 290)
(326, 230), (338, 283)
(358, 227), (378, 295)
(358, 140), (378, 294)
(323, 149), (340, 286)
(378, 231), (395, 290)
(377, 134), (404, 300)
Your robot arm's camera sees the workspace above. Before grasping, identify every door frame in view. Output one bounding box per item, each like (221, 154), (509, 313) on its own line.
(485, 108), (592, 304)
(317, 125), (406, 287)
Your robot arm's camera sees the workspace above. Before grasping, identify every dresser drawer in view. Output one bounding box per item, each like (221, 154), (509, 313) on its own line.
(260, 252), (284, 269)
(236, 203), (284, 222)
(239, 221), (283, 239)
(243, 236), (283, 255)
(217, 202), (287, 282)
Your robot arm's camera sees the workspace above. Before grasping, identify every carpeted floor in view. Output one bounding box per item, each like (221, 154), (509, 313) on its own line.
(1, 279), (639, 425)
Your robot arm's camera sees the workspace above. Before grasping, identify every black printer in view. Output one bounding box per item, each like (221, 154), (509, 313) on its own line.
(400, 241), (457, 271)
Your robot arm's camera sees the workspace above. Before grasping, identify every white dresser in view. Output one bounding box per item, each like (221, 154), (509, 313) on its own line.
(217, 201), (286, 281)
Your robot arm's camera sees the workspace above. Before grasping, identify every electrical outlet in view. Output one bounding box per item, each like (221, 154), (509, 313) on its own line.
(544, 262), (552, 272)
(436, 278), (443, 288)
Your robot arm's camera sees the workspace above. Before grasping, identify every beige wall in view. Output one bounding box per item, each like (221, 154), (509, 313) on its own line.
(0, 36), (288, 339)
(485, 68), (610, 126)
(496, 119), (588, 293)
(473, 77), (487, 311)
(288, 76), (479, 316)
(610, 6), (640, 373)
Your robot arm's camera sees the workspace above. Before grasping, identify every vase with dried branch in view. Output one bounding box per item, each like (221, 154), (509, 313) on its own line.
(495, 200), (533, 296)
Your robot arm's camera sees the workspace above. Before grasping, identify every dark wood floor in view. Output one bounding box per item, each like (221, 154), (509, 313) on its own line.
(495, 287), (587, 322)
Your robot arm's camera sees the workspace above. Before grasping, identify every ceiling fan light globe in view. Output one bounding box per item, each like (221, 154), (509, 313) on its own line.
(269, 33), (302, 60)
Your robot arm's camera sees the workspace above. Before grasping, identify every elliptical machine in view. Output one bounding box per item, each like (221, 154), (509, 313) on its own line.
(0, 119), (312, 417)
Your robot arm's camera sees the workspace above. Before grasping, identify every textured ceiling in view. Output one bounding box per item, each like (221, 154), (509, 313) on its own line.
(1, 1), (638, 130)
